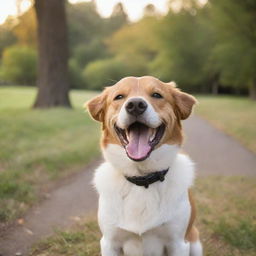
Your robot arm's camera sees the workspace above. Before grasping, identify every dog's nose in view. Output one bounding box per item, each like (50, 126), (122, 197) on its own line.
(125, 98), (148, 116)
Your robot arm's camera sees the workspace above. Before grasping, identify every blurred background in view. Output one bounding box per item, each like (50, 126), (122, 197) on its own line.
(0, 0), (256, 98)
(0, 1), (255, 256)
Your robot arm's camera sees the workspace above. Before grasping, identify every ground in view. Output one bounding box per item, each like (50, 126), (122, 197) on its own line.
(29, 176), (256, 256)
(0, 87), (99, 224)
(0, 87), (255, 256)
(196, 95), (256, 154)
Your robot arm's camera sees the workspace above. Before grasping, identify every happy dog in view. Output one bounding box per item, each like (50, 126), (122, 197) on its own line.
(86, 76), (203, 256)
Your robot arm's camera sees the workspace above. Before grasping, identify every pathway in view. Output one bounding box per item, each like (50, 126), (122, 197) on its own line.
(0, 115), (255, 256)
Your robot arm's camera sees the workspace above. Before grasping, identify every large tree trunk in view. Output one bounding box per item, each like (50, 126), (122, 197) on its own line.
(33, 0), (71, 108)
(249, 79), (256, 100)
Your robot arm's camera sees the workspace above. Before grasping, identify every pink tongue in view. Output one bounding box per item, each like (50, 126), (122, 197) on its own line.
(126, 124), (151, 160)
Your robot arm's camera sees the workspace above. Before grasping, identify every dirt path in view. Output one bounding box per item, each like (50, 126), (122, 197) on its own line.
(0, 115), (255, 256)
(0, 160), (101, 256)
(183, 115), (256, 176)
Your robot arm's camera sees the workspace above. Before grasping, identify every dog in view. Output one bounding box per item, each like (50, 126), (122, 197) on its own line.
(86, 76), (203, 256)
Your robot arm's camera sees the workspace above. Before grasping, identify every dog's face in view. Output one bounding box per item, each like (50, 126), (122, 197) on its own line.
(87, 76), (196, 162)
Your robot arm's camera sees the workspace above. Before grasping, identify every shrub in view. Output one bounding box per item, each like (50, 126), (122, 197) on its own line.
(83, 57), (148, 90)
(0, 45), (37, 85)
(83, 58), (130, 90)
(69, 58), (87, 89)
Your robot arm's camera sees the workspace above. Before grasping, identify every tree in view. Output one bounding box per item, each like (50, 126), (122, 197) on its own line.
(107, 3), (128, 32)
(143, 4), (158, 17)
(13, 7), (37, 47)
(0, 18), (17, 58)
(33, 0), (71, 108)
(67, 1), (104, 50)
(209, 0), (256, 100)
(151, 6), (215, 92)
(107, 17), (159, 76)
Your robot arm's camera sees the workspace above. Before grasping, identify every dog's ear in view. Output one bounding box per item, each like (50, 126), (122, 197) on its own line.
(173, 89), (197, 120)
(85, 93), (105, 122)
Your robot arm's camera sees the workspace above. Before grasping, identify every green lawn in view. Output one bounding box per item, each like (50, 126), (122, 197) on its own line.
(30, 176), (256, 256)
(1, 88), (256, 255)
(196, 95), (256, 153)
(0, 86), (100, 223)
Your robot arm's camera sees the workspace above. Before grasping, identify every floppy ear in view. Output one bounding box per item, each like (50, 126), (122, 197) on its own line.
(173, 90), (197, 120)
(85, 93), (105, 122)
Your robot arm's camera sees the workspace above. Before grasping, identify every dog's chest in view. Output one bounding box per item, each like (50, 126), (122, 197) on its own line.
(113, 192), (190, 256)
(116, 185), (174, 235)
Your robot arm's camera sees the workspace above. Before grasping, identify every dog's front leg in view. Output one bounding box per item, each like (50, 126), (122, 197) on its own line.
(166, 240), (190, 256)
(100, 236), (121, 256)
(165, 193), (191, 256)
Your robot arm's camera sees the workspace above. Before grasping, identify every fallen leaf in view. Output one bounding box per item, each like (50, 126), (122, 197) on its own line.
(17, 218), (24, 225)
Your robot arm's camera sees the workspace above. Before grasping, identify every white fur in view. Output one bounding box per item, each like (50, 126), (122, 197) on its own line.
(116, 96), (161, 129)
(93, 144), (202, 256)
(190, 241), (203, 256)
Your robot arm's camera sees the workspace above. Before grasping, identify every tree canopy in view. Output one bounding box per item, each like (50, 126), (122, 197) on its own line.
(0, 0), (255, 99)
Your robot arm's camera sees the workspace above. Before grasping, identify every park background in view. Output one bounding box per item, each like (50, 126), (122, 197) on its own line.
(0, 0), (255, 255)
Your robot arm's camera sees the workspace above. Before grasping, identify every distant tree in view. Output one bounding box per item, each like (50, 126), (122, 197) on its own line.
(209, 0), (256, 100)
(0, 18), (17, 58)
(107, 3), (128, 31)
(33, 0), (71, 108)
(67, 1), (108, 73)
(151, 6), (215, 92)
(67, 1), (104, 50)
(107, 17), (159, 76)
(13, 7), (37, 47)
(67, 1), (128, 89)
(143, 4), (158, 17)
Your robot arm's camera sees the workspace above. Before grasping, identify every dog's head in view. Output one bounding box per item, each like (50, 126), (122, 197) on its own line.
(86, 76), (196, 162)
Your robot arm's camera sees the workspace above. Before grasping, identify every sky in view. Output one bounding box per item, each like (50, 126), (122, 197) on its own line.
(0, 0), (169, 24)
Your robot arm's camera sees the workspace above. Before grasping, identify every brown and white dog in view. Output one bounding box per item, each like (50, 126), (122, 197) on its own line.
(86, 76), (203, 256)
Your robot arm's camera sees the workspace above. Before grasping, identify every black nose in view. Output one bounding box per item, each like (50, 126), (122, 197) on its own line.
(125, 98), (148, 116)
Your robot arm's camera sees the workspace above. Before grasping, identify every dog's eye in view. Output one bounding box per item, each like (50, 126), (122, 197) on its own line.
(151, 93), (163, 99)
(114, 94), (124, 100)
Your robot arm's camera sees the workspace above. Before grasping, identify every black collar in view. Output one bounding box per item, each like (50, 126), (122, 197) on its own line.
(125, 168), (169, 189)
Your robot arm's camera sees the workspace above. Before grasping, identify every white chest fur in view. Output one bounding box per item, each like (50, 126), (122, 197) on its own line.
(116, 174), (189, 235)
(93, 144), (195, 255)
(94, 145), (194, 231)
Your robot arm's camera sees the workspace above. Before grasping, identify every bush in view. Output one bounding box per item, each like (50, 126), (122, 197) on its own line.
(0, 45), (37, 85)
(83, 58), (132, 90)
(73, 40), (107, 69)
(69, 58), (87, 89)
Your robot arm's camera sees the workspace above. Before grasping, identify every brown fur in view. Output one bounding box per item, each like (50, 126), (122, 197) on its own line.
(185, 189), (200, 242)
(86, 76), (197, 149)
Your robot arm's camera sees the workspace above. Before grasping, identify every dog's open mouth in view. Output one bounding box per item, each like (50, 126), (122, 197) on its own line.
(114, 122), (165, 161)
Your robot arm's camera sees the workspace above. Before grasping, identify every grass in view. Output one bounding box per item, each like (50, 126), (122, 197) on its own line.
(29, 176), (256, 256)
(195, 95), (256, 153)
(196, 176), (256, 256)
(0, 86), (100, 223)
(30, 218), (101, 256)
(1, 89), (256, 254)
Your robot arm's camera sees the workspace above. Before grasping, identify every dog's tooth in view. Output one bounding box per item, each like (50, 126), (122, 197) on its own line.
(150, 129), (156, 142)
(126, 129), (130, 140)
